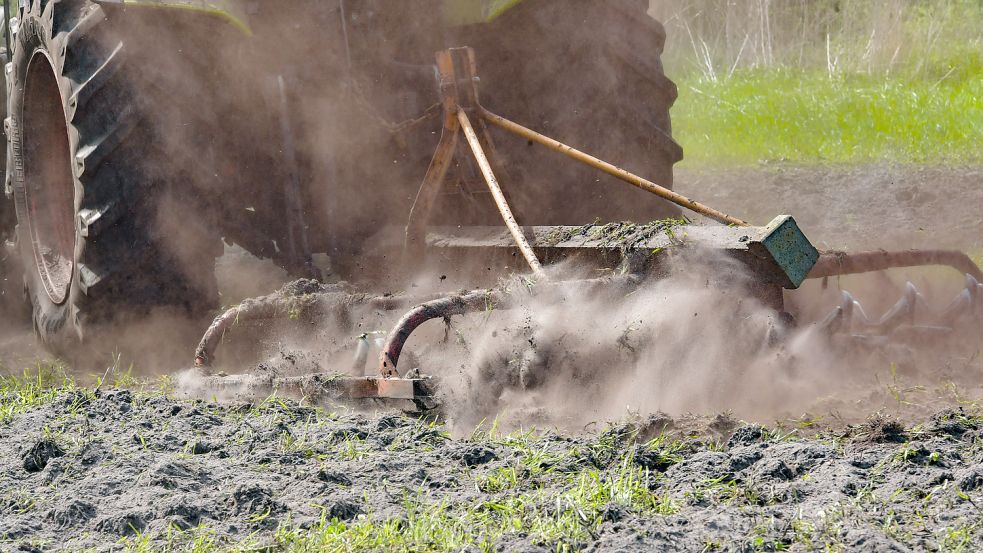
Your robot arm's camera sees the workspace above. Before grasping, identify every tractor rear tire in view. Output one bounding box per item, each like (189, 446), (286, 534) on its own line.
(7, 0), (220, 353)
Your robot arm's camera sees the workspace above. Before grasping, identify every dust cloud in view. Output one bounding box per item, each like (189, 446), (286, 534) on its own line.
(416, 253), (841, 430)
(11, 0), (683, 370)
(3, 2), (981, 432)
(181, 245), (982, 434)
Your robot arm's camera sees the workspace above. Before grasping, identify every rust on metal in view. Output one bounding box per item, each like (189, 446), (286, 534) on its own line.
(808, 250), (983, 281)
(194, 297), (290, 369)
(190, 373), (431, 403)
(379, 288), (500, 377)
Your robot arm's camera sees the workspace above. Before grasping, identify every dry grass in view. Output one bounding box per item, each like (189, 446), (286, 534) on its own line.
(653, 0), (983, 79)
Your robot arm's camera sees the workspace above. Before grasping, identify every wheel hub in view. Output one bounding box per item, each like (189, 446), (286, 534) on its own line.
(22, 51), (76, 305)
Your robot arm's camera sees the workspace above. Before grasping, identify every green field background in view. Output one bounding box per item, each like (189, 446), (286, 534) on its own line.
(655, 0), (983, 166)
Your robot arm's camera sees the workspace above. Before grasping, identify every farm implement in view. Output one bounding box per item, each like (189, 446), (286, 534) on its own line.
(187, 48), (983, 409)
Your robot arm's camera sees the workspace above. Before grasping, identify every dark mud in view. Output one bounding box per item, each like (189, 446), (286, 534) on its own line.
(2, 388), (982, 551)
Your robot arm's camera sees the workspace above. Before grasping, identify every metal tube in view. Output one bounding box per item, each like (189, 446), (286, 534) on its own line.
(380, 288), (500, 377)
(194, 291), (441, 369)
(194, 299), (284, 369)
(480, 109), (749, 227)
(378, 275), (639, 377)
(808, 250), (983, 281)
(457, 109), (547, 279)
(186, 373), (427, 402)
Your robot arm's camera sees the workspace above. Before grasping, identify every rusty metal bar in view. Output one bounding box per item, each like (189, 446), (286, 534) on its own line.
(479, 108), (749, 227)
(194, 290), (444, 369)
(808, 250), (983, 281)
(195, 297), (294, 369)
(378, 275), (639, 377)
(403, 50), (462, 262)
(457, 109), (546, 279)
(403, 120), (460, 260)
(379, 288), (499, 378)
(187, 373), (431, 402)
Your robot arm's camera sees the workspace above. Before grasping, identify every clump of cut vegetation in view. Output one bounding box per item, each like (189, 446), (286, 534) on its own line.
(541, 218), (686, 255)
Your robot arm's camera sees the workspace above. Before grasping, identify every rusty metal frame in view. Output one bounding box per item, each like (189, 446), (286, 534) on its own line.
(404, 48), (543, 277)
(402, 47), (755, 276)
(403, 48), (751, 273)
(403, 51), (462, 263)
(190, 372), (434, 404)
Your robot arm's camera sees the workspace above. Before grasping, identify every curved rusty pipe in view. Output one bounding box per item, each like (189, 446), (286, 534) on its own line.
(378, 275), (640, 377)
(808, 250), (983, 281)
(195, 292), (440, 370)
(379, 289), (504, 378)
(195, 297), (297, 369)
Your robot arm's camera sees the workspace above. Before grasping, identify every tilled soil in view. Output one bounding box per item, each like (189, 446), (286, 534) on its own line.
(1, 388), (982, 551)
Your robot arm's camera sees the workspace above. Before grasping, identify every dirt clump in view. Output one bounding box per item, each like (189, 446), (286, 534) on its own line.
(21, 439), (63, 473)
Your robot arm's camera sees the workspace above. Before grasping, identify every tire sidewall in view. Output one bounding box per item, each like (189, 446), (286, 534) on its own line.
(9, 4), (83, 348)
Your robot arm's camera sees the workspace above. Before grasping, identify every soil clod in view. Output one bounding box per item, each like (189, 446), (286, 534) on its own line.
(21, 439), (63, 473)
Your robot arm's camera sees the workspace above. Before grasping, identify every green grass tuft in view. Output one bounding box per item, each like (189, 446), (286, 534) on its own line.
(0, 361), (74, 424)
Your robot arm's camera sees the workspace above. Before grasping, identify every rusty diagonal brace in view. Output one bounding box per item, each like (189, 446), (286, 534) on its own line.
(478, 110), (749, 227)
(457, 109), (546, 279)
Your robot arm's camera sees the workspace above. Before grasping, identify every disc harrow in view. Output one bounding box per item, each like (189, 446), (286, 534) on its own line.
(818, 274), (983, 340)
(184, 47), (983, 409)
